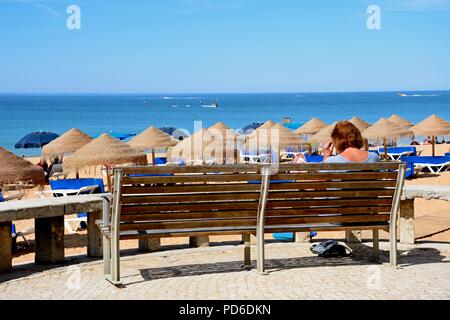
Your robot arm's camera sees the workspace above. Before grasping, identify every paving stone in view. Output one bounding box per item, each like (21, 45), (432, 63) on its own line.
(0, 242), (449, 299)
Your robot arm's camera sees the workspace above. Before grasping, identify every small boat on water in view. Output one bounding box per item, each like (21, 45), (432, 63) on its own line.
(201, 101), (218, 108)
(398, 93), (408, 97)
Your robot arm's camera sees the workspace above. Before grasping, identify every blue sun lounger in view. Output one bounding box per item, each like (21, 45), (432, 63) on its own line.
(400, 155), (450, 175)
(304, 155), (324, 163)
(50, 178), (105, 232)
(378, 147), (417, 160)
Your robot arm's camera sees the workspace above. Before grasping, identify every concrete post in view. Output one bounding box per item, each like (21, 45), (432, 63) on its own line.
(87, 210), (103, 257)
(0, 222), (12, 273)
(35, 216), (65, 264)
(400, 199), (415, 244)
(189, 236), (209, 248)
(345, 230), (362, 243)
(138, 238), (161, 252)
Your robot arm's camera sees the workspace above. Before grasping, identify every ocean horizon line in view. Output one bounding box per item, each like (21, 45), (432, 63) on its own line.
(0, 89), (449, 96)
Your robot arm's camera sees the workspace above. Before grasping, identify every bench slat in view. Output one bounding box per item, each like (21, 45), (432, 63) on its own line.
(121, 206), (391, 221)
(120, 198), (392, 214)
(120, 180), (396, 195)
(120, 189), (395, 204)
(119, 214), (390, 231)
(117, 223), (390, 240)
(116, 162), (401, 174)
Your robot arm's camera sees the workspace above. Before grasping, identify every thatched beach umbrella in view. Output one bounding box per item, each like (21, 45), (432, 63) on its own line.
(348, 116), (370, 132)
(309, 121), (338, 144)
(128, 126), (178, 164)
(294, 117), (328, 136)
(0, 147), (45, 186)
(65, 134), (148, 177)
(362, 118), (413, 159)
(42, 128), (93, 159)
(257, 120), (277, 131)
(388, 114), (414, 128)
(171, 128), (237, 164)
(245, 123), (307, 152)
(410, 114), (450, 156)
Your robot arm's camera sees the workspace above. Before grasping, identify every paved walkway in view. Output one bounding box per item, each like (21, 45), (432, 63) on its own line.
(1, 242), (449, 300)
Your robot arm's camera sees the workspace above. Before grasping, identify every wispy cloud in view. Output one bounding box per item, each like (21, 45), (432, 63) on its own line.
(0, 0), (63, 17)
(31, 2), (61, 17)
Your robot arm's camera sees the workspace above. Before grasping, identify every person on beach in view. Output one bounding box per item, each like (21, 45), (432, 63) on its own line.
(47, 156), (64, 181)
(37, 157), (48, 172)
(323, 121), (379, 163)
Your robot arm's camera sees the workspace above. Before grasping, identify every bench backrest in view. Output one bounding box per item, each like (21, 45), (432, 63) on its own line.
(109, 165), (266, 238)
(259, 163), (405, 230)
(109, 162), (405, 237)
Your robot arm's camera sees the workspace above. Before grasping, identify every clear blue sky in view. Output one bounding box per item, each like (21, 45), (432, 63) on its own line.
(1, 0), (449, 93)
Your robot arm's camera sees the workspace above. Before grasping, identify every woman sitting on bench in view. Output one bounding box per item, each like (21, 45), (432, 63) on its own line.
(323, 121), (379, 163)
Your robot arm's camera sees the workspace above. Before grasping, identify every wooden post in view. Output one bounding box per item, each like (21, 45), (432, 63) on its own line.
(35, 216), (65, 264)
(0, 222), (12, 273)
(87, 210), (103, 257)
(138, 238), (161, 252)
(400, 199), (415, 244)
(189, 236), (209, 248)
(432, 136), (436, 157)
(151, 147), (156, 165)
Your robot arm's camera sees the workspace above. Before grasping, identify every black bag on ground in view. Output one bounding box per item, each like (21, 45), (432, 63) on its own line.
(310, 240), (352, 258)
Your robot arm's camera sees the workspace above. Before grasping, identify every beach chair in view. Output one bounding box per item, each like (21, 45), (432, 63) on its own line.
(400, 156), (450, 175)
(379, 147), (417, 160)
(240, 149), (270, 163)
(280, 146), (298, 159)
(154, 157), (167, 165)
(304, 155), (324, 163)
(0, 192), (32, 251)
(49, 179), (105, 233)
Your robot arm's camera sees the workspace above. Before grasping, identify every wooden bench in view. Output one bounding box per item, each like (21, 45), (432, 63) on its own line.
(255, 162), (406, 273)
(99, 162), (406, 284)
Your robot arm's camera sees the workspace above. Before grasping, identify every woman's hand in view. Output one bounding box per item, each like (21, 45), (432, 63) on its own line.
(322, 141), (333, 160)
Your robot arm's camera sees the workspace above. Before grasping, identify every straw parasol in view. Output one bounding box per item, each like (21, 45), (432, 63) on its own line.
(362, 118), (414, 159)
(410, 114), (450, 156)
(388, 114), (414, 128)
(348, 116), (370, 132)
(294, 117), (328, 135)
(257, 120), (277, 131)
(42, 128), (93, 158)
(0, 147), (45, 186)
(65, 134), (148, 171)
(128, 126), (178, 163)
(170, 128), (238, 164)
(245, 123), (307, 152)
(309, 121), (338, 144)
(208, 122), (240, 142)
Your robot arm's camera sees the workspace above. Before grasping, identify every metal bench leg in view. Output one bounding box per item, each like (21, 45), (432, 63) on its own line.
(243, 234), (251, 270)
(389, 163), (406, 268)
(372, 229), (379, 262)
(110, 230), (120, 284)
(256, 166), (271, 275)
(102, 197), (111, 277)
(109, 170), (122, 285)
(103, 234), (111, 277)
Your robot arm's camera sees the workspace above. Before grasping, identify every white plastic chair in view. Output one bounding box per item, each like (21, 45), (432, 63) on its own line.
(64, 185), (98, 234)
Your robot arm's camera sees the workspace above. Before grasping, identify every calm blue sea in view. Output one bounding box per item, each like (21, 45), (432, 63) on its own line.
(1, 91), (449, 156)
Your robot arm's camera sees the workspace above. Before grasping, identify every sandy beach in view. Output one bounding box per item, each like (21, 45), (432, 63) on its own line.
(3, 143), (448, 266)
